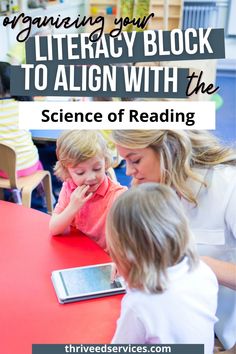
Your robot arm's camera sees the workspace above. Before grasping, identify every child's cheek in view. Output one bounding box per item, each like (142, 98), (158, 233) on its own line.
(72, 177), (83, 187)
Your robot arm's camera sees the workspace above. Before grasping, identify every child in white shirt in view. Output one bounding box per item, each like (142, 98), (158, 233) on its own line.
(106, 183), (218, 353)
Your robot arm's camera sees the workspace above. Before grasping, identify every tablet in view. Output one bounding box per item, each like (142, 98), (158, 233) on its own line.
(51, 262), (126, 304)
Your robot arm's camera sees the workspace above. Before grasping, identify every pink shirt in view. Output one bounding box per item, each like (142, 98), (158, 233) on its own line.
(54, 176), (127, 249)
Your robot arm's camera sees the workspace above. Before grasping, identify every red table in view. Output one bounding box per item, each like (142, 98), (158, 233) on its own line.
(0, 201), (122, 354)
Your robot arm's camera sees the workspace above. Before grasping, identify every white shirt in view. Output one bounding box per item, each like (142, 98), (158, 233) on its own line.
(181, 165), (236, 349)
(112, 258), (218, 354)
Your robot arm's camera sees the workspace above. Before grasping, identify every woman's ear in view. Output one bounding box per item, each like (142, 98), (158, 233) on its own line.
(104, 157), (111, 171)
(104, 158), (108, 171)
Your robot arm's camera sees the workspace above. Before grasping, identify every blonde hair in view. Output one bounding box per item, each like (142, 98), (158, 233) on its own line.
(112, 130), (236, 204)
(54, 130), (112, 181)
(106, 183), (198, 293)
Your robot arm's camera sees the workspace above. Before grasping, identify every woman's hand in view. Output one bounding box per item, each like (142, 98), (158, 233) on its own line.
(201, 256), (236, 290)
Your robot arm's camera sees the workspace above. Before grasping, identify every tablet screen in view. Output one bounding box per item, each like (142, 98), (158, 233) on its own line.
(58, 264), (122, 297)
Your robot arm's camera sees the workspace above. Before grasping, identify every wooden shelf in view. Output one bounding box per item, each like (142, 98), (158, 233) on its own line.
(148, 0), (183, 30)
(151, 0), (181, 5)
(86, 0), (118, 33)
(90, 0), (117, 4)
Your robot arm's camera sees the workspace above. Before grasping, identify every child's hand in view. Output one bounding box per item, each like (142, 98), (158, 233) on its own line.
(110, 263), (119, 282)
(69, 185), (93, 212)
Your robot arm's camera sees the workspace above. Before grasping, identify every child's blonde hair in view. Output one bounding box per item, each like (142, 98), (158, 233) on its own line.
(54, 130), (112, 181)
(112, 130), (236, 205)
(106, 183), (198, 293)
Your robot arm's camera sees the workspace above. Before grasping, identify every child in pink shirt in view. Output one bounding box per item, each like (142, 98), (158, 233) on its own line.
(49, 130), (127, 249)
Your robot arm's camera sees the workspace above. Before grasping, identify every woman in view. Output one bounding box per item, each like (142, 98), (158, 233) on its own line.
(111, 130), (236, 352)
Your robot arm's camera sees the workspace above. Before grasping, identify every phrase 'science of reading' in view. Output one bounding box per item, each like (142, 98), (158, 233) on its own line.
(18, 101), (215, 130)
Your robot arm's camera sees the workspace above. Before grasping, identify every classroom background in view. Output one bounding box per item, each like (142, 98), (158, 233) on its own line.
(0, 0), (235, 212)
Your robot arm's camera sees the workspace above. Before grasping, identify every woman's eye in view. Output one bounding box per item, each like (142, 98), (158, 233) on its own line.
(132, 159), (140, 164)
(76, 172), (84, 176)
(93, 168), (102, 172)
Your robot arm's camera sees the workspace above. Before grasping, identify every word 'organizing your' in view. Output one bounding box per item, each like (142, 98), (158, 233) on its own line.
(3, 12), (154, 42)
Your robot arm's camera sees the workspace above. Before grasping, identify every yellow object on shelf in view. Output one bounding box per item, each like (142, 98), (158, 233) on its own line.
(91, 6), (98, 15)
